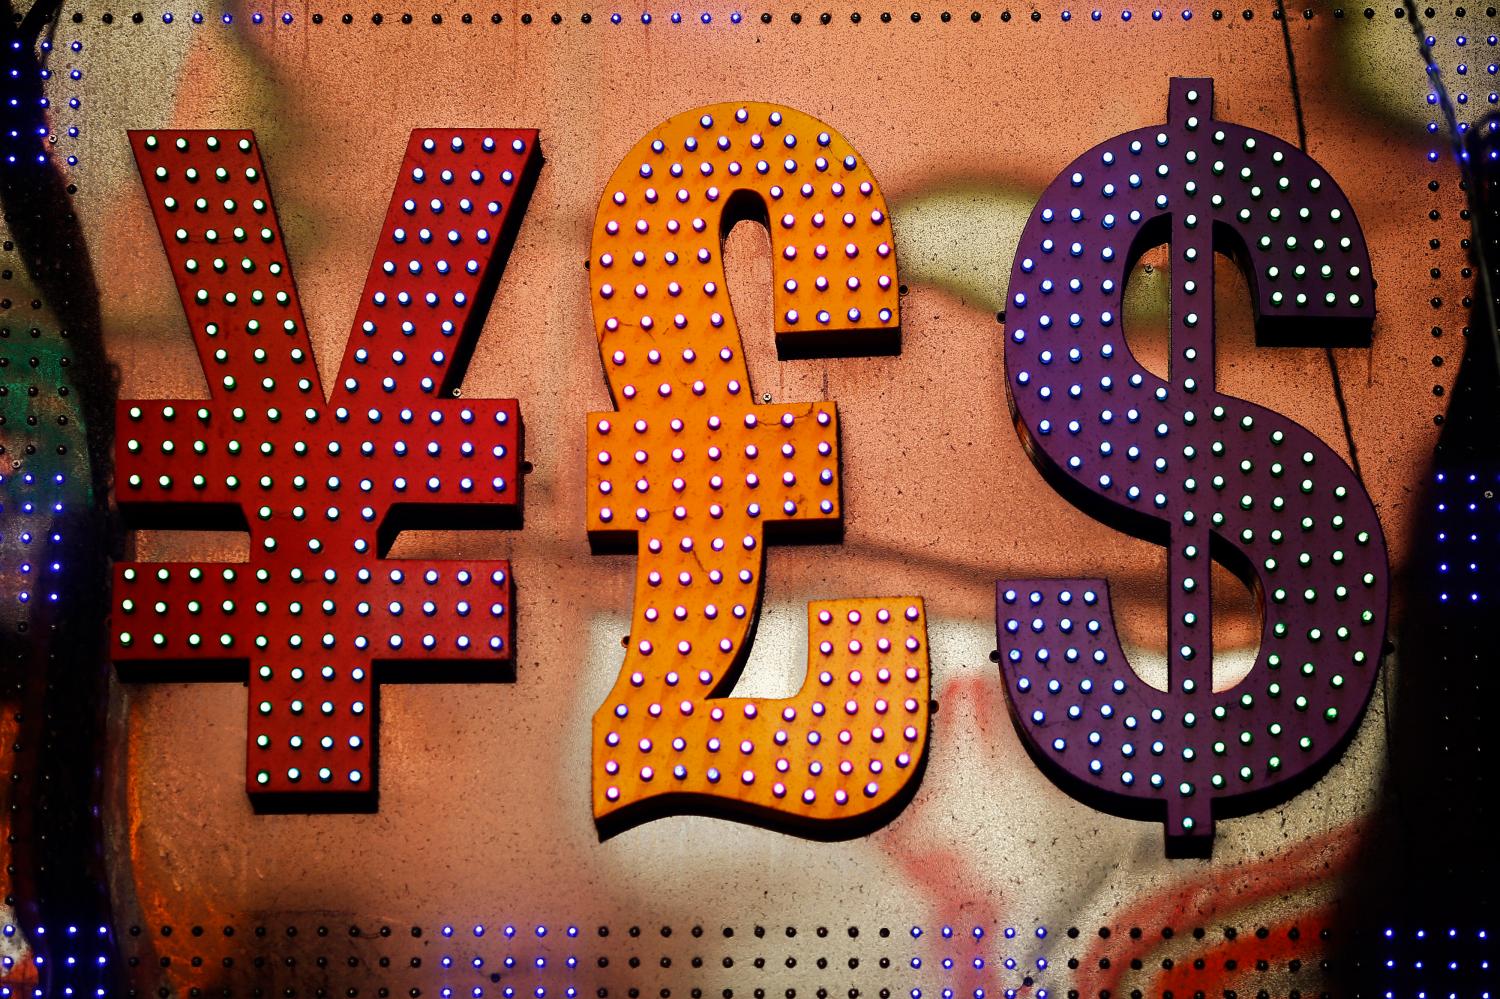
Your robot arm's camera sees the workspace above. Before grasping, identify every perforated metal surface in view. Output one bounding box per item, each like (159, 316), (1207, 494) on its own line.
(0, 2), (1486, 995)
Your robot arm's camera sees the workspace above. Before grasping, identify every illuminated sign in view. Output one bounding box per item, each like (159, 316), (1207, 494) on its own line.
(105, 85), (1386, 847)
(996, 79), (1388, 853)
(584, 102), (930, 832)
(112, 128), (536, 800)
(15, 4), (1482, 991)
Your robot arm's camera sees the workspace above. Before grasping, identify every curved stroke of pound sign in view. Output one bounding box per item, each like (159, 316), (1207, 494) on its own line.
(997, 79), (1389, 855)
(586, 103), (931, 833)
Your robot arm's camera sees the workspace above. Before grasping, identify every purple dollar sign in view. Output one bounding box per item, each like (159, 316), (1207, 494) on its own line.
(997, 78), (1389, 855)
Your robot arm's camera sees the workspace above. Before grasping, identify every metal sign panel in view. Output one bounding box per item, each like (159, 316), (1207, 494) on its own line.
(0, 2), (1488, 995)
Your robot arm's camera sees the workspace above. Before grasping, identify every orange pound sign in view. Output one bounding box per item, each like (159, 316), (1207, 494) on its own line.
(587, 103), (930, 834)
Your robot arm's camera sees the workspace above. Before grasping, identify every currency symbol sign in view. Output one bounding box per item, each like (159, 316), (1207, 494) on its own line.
(997, 79), (1389, 853)
(114, 129), (536, 801)
(586, 103), (930, 832)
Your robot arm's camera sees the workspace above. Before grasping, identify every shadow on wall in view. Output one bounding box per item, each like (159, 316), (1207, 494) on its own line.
(1340, 110), (1500, 990)
(0, 0), (120, 994)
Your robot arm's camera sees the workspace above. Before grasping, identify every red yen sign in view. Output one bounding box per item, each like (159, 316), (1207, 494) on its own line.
(114, 129), (538, 804)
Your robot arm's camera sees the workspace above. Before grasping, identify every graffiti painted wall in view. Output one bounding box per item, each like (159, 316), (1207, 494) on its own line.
(0, 1), (1492, 994)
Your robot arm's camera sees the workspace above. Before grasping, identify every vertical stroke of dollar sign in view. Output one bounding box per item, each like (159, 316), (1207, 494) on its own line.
(587, 103), (930, 832)
(997, 79), (1388, 854)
